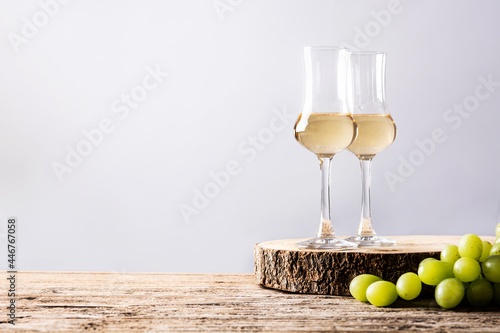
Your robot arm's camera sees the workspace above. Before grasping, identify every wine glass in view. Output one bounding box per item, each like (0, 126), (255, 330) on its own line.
(345, 51), (397, 247)
(294, 46), (358, 250)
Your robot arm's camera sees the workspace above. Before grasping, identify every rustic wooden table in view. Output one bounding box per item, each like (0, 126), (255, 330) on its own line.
(1, 271), (498, 331)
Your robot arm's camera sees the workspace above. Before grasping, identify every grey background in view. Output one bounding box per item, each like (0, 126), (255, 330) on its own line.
(0, 0), (499, 273)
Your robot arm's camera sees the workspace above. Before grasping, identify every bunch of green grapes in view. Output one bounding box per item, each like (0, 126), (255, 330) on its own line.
(349, 223), (500, 308)
(432, 232), (500, 308)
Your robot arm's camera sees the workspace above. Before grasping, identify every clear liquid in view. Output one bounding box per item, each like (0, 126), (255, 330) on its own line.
(295, 113), (357, 157)
(347, 114), (396, 159)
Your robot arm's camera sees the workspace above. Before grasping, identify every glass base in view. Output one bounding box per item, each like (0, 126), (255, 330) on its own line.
(295, 237), (358, 250)
(345, 235), (396, 247)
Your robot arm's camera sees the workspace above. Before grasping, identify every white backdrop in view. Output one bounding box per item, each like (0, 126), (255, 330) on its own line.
(0, 0), (499, 273)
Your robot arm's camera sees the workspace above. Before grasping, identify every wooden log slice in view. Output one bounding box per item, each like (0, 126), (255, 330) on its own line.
(254, 235), (495, 296)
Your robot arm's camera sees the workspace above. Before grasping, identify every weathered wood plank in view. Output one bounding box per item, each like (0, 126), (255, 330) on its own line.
(0, 271), (498, 332)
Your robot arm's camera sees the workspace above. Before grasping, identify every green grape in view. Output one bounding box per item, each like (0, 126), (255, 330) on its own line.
(417, 258), (437, 277)
(453, 257), (481, 282)
(418, 260), (453, 286)
(479, 241), (493, 262)
(396, 272), (422, 300)
(481, 255), (500, 283)
(458, 234), (483, 260)
(441, 245), (460, 264)
(493, 283), (500, 306)
(419, 257), (438, 267)
(366, 281), (398, 307)
(349, 274), (382, 302)
(490, 243), (500, 256)
(496, 222), (500, 238)
(495, 237), (500, 244)
(435, 278), (465, 309)
(466, 277), (493, 307)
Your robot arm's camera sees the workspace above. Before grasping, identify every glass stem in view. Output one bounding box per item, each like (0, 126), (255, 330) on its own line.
(317, 156), (335, 239)
(358, 158), (376, 236)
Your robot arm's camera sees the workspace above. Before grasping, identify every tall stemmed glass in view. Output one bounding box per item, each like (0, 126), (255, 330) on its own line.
(345, 51), (397, 247)
(294, 47), (358, 249)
